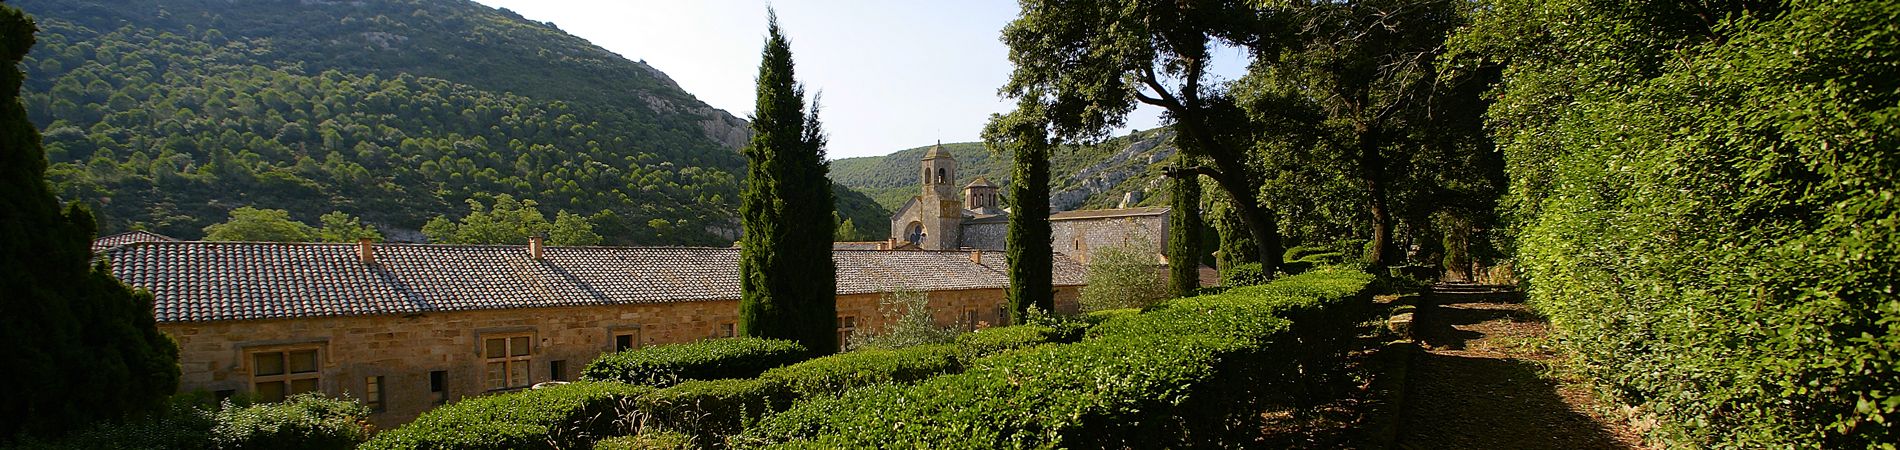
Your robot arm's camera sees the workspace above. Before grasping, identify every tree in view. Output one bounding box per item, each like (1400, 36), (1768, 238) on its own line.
(0, 5), (178, 440)
(1167, 169), (1202, 297)
(833, 215), (860, 242)
(316, 211), (382, 242)
(983, 100), (1054, 317)
(1232, 0), (1477, 269)
(999, 0), (1286, 275)
(737, 12), (837, 354)
(421, 195), (600, 245)
(845, 289), (958, 351)
(549, 210), (601, 246)
(202, 206), (317, 242)
(1078, 237), (1169, 312)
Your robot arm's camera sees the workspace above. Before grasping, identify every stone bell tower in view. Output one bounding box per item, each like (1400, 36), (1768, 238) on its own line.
(918, 142), (962, 250)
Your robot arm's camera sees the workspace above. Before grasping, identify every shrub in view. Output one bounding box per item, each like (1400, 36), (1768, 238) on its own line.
(210, 393), (371, 450)
(1283, 245), (1332, 262)
(362, 382), (650, 450)
(582, 338), (809, 387)
(9, 396), (216, 450)
(845, 289), (958, 351)
(1079, 238), (1170, 311)
(953, 325), (1057, 360)
(738, 268), (1374, 447)
(592, 431), (693, 450)
(1221, 262), (1270, 286)
(635, 379), (786, 445)
(760, 344), (962, 400)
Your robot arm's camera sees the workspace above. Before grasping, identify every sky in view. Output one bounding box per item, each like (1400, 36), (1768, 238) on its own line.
(470, 1), (1248, 160)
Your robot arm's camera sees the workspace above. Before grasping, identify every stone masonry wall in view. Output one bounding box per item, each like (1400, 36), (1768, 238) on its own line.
(1052, 215), (1168, 264)
(161, 286), (1080, 429)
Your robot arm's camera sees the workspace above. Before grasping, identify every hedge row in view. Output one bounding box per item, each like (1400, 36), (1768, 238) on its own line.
(14, 394), (372, 450)
(360, 382), (651, 450)
(582, 338), (810, 387)
(735, 268), (1375, 448)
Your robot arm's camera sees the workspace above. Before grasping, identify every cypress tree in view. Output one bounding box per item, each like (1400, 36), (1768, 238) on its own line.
(737, 12), (836, 354)
(0, 6), (179, 440)
(984, 102), (1054, 318)
(1167, 171), (1202, 297)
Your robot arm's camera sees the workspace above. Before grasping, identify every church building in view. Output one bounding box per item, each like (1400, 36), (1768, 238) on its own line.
(888, 143), (1171, 263)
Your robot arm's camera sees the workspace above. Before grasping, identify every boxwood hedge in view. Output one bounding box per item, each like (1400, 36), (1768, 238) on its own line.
(582, 338), (809, 388)
(736, 268), (1374, 448)
(360, 382), (651, 450)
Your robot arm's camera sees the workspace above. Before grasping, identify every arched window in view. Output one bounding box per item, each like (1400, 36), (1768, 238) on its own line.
(923, 169), (930, 184)
(936, 168), (946, 184)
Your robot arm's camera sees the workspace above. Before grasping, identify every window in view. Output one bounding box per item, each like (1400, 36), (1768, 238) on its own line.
(429, 370), (448, 405)
(249, 348), (320, 403)
(936, 168), (946, 183)
(962, 306), (981, 331)
(998, 305), (1011, 326)
(483, 335), (533, 391)
(716, 322), (736, 338)
(549, 360), (567, 382)
(364, 376), (385, 412)
(836, 316), (857, 351)
(614, 329), (641, 352)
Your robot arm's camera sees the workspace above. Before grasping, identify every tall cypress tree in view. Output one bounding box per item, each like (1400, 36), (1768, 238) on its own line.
(1168, 171), (1202, 297)
(984, 101), (1054, 318)
(737, 12), (836, 354)
(0, 6), (179, 440)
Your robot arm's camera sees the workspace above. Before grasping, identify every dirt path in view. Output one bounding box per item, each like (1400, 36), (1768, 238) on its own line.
(1394, 283), (1645, 450)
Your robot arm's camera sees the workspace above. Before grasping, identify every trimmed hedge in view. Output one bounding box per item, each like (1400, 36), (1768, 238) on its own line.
(593, 431), (693, 450)
(361, 382), (651, 450)
(952, 325), (1061, 360)
(737, 268), (1375, 448)
(759, 344), (962, 400)
(635, 379), (786, 444)
(583, 338), (810, 387)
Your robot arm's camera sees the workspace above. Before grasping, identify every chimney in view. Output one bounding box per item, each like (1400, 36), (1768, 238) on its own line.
(356, 238), (375, 264)
(970, 250), (982, 264)
(529, 235), (545, 260)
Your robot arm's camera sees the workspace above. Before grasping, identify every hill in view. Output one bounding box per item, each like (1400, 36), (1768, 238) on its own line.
(14, 0), (754, 244)
(829, 128), (1182, 216)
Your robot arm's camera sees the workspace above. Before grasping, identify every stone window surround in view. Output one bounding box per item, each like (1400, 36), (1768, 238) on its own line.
(608, 324), (644, 352)
(240, 339), (327, 402)
(477, 327), (537, 391)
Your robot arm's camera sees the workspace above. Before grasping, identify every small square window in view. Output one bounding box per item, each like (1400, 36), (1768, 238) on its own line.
(364, 376), (384, 412)
(549, 360), (567, 382)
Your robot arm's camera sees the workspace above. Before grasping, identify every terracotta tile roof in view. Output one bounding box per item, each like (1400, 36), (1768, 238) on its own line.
(832, 241), (887, 251)
(102, 242), (1085, 323)
(92, 230), (177, 253)
(1049, 206), (1170, 221)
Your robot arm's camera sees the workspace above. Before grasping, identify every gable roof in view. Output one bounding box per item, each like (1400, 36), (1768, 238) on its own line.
(93, 230), (177, 253)
(101, 242), (1085, 323)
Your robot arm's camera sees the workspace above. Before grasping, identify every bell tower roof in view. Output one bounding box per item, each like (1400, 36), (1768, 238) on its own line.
(922, 141), (952, 160)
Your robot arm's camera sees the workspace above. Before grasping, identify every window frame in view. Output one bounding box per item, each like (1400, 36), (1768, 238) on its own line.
(245, 345), (323, 403)
(836, 315), (857, 351)
(364, 375), (385, 412)
(610, 326), (643, 353)
(481, 333), (535, 391)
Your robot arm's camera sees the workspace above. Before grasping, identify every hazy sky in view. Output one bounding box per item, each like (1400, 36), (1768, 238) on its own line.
(469, 1), (1247, 159)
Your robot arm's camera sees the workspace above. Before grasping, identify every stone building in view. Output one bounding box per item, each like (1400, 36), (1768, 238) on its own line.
(888, 143), (1171, 262)
(99, 239), (1084, 428)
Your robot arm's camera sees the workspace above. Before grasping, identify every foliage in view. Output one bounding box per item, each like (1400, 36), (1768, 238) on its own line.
(1169, 171), (1204, 297)
(0, 5), (179, 442)
(846, 289), (959, 351)
(361, 382), (649, 450)
(634, 379), (786, 445)
(316, 211), (382, 242)
(209, 393), (370, 450)
(984, 100), (1056, 317)
(202, 206), (318, 242)
(830, 185), (889, 241)
(581, 338), (810, 388)
(592, 431), (693, 450)
(736, 13), (837, 355)
(736, 268), (1374, 447)
(1078, 237), (1169, 312)
(13, 0), (745, 245)
(1451, 0), (1898, 447)
(1220, 262), (1270, 287)
(14, 394), (370, 450)
(760, 344), (962, 402)
(422, 194), (600, 245)
(952, 325), (1064, 360)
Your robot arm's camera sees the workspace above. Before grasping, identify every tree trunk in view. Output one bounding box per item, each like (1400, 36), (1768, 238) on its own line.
(1359, 123), (1397, 269)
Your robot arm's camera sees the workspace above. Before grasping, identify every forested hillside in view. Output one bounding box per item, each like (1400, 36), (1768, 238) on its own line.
(830, 128), (1179, 214)
(13, 0), (756, 244)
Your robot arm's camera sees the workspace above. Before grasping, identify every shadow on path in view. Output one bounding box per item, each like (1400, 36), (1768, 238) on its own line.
(1394, 284), (1637, 450)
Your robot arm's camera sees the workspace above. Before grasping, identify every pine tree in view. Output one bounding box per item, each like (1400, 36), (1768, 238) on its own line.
(984, 101), (1054, 318)
(1168, 171), (1202, 297)
(0, 6), (179, 440)
(737, 12), (837, 354)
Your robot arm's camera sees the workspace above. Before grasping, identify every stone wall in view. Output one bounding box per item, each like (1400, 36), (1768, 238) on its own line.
(1052, 215), (1168, 264)
(958, 221), (1007, 250)
(160, 286), (1080, 429)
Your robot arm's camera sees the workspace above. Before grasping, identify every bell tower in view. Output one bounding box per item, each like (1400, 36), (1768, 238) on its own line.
(917, 142), (963, 249)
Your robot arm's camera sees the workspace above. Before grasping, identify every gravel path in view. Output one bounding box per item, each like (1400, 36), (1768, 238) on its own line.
(1394, 284), (1645, 450)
